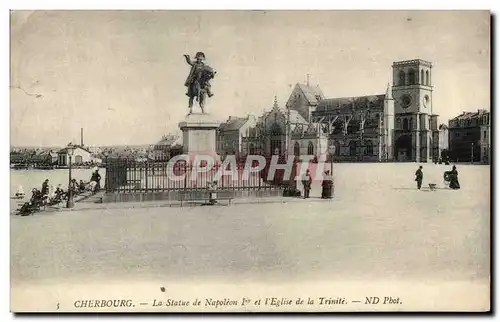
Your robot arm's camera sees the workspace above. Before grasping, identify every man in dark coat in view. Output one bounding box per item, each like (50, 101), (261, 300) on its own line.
(301, 169), (312, 199)
(415, 166), (423, 190)
(41, 179), (49, 196)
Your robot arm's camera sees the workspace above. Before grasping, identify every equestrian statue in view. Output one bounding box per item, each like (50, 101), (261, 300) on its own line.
(183, 52), (216, 114)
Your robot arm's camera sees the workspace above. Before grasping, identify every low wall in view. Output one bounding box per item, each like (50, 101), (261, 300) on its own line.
(101, 189), (284, 203)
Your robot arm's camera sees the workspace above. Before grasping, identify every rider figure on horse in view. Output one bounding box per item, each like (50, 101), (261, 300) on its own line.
(183, 52), (215, 112)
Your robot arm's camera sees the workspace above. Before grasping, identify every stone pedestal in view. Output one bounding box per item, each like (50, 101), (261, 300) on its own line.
(178, 113), (220, 164)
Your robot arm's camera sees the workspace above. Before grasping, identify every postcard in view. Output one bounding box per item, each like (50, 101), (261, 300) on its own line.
(10, 10), (491, 312)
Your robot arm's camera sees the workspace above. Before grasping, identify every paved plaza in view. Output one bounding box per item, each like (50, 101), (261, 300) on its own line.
(11, 164), (490, 289)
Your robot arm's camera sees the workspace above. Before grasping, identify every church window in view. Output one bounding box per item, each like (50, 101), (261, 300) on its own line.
(307, 141), (314, 155)
(398, 71), (406, 86)
(408, 69), (416, 85)
(249, 143), (255, 155)
(421, 69), (424, 84)
(425, 70), (430, 85)
(365, 140), (374, 155)
(294, 142), (300, 156)
(403, 118), (409, 131)
(349, 140), (357, 157)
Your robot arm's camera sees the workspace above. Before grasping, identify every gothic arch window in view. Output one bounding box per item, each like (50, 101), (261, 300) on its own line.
(403, 118), (409, 131)
(420, 69), (425, 84)
(270, 123), (282, 155)
(396, 118), (401, 129)
(349, 140), (357, 157)
(398, 71), (406, 86)
(307, 141), (314, 155)
(270, 122), (282, 136)
(425, 70), (430, 85)
(294, 142), (300, 156)
(408, 69), (416, 85)
(365, 140), (374, 155)
(249, 143), (255, 155)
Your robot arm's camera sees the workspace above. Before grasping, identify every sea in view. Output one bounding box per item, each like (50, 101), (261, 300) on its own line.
(9, 168), (107, 212)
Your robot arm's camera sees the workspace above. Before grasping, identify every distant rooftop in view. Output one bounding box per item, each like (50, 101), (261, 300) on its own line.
(392, 59), (432, 68)
(450, 109), (490, 121)
(316, 94), (386, 112)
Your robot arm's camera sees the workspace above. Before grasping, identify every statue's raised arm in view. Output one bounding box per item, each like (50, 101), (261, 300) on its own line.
(183, 54), (194, 66)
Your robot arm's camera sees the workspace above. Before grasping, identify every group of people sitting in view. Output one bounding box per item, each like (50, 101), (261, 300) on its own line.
(17, 183), (70, 216)
(16, 170), (102, 216)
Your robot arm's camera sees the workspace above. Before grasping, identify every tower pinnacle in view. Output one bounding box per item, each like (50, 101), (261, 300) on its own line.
(273, 96), (278, 109)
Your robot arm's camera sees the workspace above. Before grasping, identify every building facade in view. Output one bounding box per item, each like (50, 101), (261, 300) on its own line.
(311, 91), (392, 162)
(216, 114), (258, 157)
(436, 124), (449, 161)
(57, 146), (92, 166)
(391, 59), (439, 162)
(215, 58), (446, 163)
(152, 134), (181, 161)
(448, 109), (490, 163)
(307, 59), (441, 162)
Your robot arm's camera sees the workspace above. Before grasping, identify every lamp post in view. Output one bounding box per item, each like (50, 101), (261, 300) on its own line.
(471, 142), (474, 164)
(102, 150), (109, 192)
(66, 142), (75, 208)
(328, 144), (336, 174)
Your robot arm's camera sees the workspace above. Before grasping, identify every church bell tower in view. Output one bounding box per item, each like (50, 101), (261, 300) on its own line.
(392, 59), (434, 162)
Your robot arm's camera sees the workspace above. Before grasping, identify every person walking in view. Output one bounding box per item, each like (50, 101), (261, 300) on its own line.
(90, 169), (101, 193)
(301, 169), (312, 199)
(415, 166), (423, 190)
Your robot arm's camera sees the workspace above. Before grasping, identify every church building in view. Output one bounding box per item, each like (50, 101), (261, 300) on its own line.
(302, 59), (442, 162)
(216, 59), (447, 163)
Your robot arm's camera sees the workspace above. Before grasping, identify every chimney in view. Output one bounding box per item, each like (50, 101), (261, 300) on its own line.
(81, 128), (84, 147)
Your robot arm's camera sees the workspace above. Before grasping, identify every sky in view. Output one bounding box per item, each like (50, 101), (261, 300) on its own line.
(10, 10), (490, 147)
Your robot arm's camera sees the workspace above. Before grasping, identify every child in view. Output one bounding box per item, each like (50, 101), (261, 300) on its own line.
(15, 185), (25, 199)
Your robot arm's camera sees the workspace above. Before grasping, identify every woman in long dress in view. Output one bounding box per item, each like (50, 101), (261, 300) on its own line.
(321, 171), (334, 199)
(448, 165), (460, 190)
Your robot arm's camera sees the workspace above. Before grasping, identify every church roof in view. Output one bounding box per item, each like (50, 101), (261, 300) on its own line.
(291, 122), (323, 137)
(219, 117), (249, 131)
(296, 83), (325, 105)
(449, 110), (489, 121)
(316, 94), (385, 112)
(288, 109), (309, 124)
(57, 145), (91, 154)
